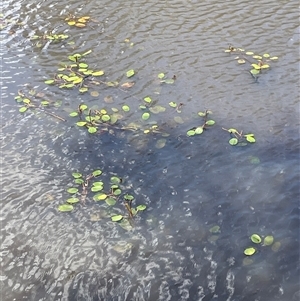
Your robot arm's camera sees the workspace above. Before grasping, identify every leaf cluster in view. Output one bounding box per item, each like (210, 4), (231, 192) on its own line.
(244, 233), (280, 257)
(187, 110), (215, 136)
(58, 170), (147, 225)
(222, 127), (256, 146)
(224, 45), (278, 79)
(44, 50), (105, 93)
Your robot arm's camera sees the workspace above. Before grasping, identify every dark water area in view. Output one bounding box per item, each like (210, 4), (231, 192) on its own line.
(1, 0), (300, 300)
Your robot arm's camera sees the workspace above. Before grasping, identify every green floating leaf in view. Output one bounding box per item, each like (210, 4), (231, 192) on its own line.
(126, 69), (135, 78)
(93, 181), (104, 187)
(79, 63), (88, 68)
(245, 51), (254, 55)
(79, 87), (89, 93)
(228, 128), (238, 134)
(229, 138), (238, 145)
(237, 59), (245, 64)
(111, 176), (121, 184)
(251, 63), (261, 70)
(253, 55), (262, 59)
(187, 129), (195, 136)
(144, 96), (152, 103)
(79, 104), (88, 111)
(23, 98), (31, 104)
(72, 172), (82, 179)
(66, 197), (80, 204)
(67, 187), (78, 194)
(198, 111), (206, 117)
(195, 127), (203, 135)
(261, 64), (270, 69)
(270, 56), (278, 60)
(44, 79), (55, 84)
(101, 114), (110, 122)
(111, 215), (123, 222)
(88, 127), (97, 134)
(41, 101), (49, 106)
(158, 73), (165, 79)
(19, 107), (28, 113)
(91, 186), (103, 192)
(105, 197), (116, 206)
(251, 234), (262, 244)
(76, 121), (87, 127)
(142, 112), (150, 120)
(124, 194), (134, 201)
(205, 120), (215, 126)
(92, 170), (102, 177)
(244, 247), (256, 256)
(93, 193), (107, 201)
(245, 135), (256, 143)
(113, 188), (122, 196)
(136, 204), (147, 211)
(58, 204), (74, 212)
(263, 53), (270, 58)
(92, 70), (104, 76)
(74, 178), (84, 185)
(122, 105), (130, 112)
(169, 101), (177, 108)
(263, 236), (274, 246)
(250, 69), (260, 75)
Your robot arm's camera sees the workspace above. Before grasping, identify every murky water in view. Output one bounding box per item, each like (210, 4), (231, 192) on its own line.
(1, 0), (299, 300)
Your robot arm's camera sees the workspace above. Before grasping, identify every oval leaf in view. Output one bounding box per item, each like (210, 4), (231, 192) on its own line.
(94, 193), (107, 201)
(136, 204), (147, 211)
(88, 127), (97, 134)
(19, 107), (28, 113)
(105, 197), (116, 206)
(187, 129), (195, 136)
(244, 247), (256, 256)
(251, 234), (262, 244)
(122, 105), (130, 112)
(142, 112), (150, 120)
(111, 215), (123, 222)
(72, 172), (82, 179)
(205, 120), (215, 126)
(263, 236), (274, 246)
(67, 187), (78, 194)
(66, 197), (80, 204)
(229, 138), (238, 145)
(126, 69), (135, 78)
(58, 204), (74, 212)
(92, 170), (102, 177)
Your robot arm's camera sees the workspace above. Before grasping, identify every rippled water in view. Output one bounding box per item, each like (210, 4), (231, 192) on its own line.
(1, 0), (299, 300)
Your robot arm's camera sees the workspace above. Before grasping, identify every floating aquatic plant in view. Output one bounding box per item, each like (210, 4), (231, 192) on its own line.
(224, 45), (279, 81)
(187, 110), (215, 136)
(30, 32), (69, 47)
(44, 50), (106, 93)
(57, 170), (147, 227)
(222, 127), (255, 146)
(14, 89), (65, 121)
(244, 233), (278, 258)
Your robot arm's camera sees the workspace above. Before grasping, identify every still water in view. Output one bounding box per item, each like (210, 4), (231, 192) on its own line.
(1, 0), (299, 300)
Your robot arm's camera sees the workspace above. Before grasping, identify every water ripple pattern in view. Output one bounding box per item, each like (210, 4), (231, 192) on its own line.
(1, 0), (299, 300)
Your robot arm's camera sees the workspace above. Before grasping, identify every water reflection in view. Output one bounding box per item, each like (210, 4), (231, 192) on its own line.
(1, 0), (299, 300)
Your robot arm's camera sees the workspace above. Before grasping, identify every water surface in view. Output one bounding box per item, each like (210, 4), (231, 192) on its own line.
(1, 0), (299, 300)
